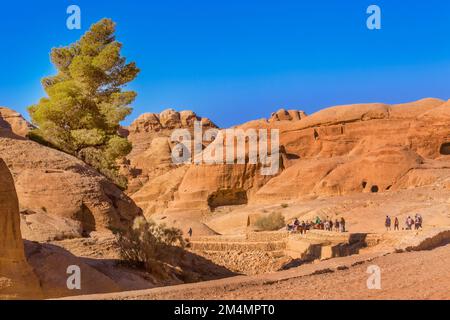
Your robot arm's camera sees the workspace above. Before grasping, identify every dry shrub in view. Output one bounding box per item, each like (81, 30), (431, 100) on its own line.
(116, 217), (186, 276)
(255, 212), (285, 231)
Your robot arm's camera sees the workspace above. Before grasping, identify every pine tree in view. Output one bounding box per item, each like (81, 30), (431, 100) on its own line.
(28, 18), (139, 189)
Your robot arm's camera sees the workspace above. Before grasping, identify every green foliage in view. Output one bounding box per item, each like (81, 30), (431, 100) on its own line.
(116, 217), (186, 276)
(255, 212), (286, 231)
(28, 18), (140, 188)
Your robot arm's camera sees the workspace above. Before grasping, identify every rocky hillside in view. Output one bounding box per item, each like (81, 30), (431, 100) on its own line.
(1, 98), (450, 299)
(0, 107), (142, 242)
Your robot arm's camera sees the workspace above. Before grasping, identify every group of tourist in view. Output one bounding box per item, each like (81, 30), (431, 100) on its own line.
(286, 216), (346, 234)
(384, 214), (423, 231)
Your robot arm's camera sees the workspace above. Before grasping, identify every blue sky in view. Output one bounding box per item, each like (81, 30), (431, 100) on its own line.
(0, 0), (449, 128)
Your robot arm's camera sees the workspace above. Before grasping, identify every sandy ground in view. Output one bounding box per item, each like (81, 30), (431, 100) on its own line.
(66, 243), (450, 300)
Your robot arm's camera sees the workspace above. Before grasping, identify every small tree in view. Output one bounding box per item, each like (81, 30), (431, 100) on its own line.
(255, 212), (285, 231)
(28, 18), (139, 188)
(116, 217), (186, 276)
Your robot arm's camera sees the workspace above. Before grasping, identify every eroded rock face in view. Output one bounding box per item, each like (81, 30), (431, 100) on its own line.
(253, 98), (450, 202)
(0, 135), (142, 240)
(0, 158), (42, 299)
(122, 109), (217, 194)
(128, 99), (450, 227)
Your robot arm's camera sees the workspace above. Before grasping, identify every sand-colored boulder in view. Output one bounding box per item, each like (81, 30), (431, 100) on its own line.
(0, 158), (42, 299)
(0, 107), (33, 138)
(269, 109), (307, 122)
(24, 241), (122, 299)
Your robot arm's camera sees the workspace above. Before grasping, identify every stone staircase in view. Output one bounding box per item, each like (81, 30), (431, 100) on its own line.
(190, 232), (288, 252)
(190, 230), (369, 261)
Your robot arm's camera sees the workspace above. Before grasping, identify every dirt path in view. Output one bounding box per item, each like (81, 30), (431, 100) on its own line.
(62, 244), (450, 300)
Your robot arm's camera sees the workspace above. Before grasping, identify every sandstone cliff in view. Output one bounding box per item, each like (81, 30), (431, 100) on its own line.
(0, 158), (42, 299)
(126, 99), (450, 236)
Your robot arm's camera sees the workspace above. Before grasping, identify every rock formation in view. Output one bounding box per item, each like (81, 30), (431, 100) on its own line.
(0, 158), (42, 299)
(121, 109), (217, 194)
(253, 98), (450, 201)
(0, 107), (33, 138)
(124, 99), (450, 236)
(0, 108), (142, 240)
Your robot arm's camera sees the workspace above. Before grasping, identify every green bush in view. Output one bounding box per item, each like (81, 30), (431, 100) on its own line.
(254, 212), (285, 231)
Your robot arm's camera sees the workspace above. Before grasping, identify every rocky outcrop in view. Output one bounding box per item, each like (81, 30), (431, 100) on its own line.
(0, 107), (33, 138)
(0, 109), (142, 239)
(269, 109), (307, 122)
(0, 158), (42, 299)
(122, 109), (217, 194)
(253, 98), (450, 202)
(0, 137), (142, 238)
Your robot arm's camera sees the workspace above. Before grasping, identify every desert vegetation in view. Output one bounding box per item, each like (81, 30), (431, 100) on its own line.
(254, 212), (285, 231)
(27, 18), (139, 188)
(116, 217), (187, 278)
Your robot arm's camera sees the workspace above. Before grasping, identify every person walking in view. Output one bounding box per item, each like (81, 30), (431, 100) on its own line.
(406, 216), (413, 230)
(414, 214), (422, 230)
(324, 220), (330, 231)
(340, 217), (346, 233)
(188, 227), (193, 238)
(385, 216), (392, 231)
(394, 217), (399, 231)
(315, 216), (322, 227)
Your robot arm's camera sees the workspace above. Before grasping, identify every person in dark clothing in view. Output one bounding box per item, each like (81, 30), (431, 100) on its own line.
(394, 217), (399, 231)
(188, 228), (193, 238)
(340, 217), (346, 232)
(385, 216), (392, 231)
